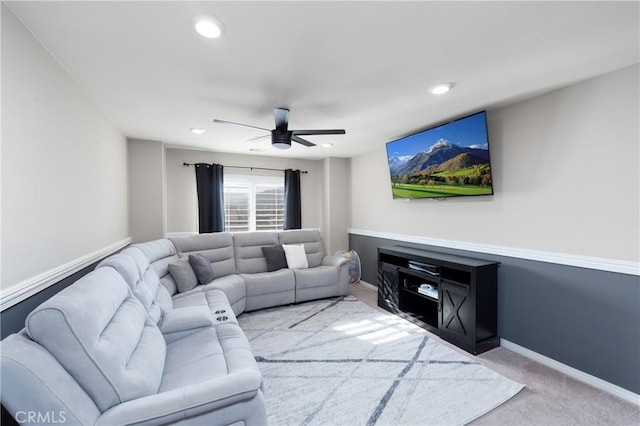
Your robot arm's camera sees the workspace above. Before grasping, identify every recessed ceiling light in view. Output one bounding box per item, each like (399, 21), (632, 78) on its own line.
(193, 15), (224, 39)
(190, 127), (206, 134)
(430, 83), (454, 95)
(321, 143), (333, 148)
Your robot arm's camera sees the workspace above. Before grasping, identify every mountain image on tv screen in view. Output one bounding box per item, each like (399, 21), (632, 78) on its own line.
(385, 111), (494, 199)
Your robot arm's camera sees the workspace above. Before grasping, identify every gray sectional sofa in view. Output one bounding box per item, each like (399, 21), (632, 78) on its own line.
(1, 229), (349, 425)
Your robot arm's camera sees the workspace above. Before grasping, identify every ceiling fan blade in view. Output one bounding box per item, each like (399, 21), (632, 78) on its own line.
(213, 118), (270, 132)
(246, 134), (270, 142)
(291, 129), (346, 136)
(291, 135), (316, 147)
(274, 108), (289, 131)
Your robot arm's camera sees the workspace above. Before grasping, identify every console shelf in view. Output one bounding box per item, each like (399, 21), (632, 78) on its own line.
(378, 245), (500, 355)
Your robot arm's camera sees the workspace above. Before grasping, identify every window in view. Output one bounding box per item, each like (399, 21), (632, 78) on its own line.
(224, 175), (284, 231)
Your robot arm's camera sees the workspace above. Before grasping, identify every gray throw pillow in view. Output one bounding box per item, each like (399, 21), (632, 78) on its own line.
(168, 257), (198, 293)
(189, 253), (215, 285)
(262, 245), (288, 272)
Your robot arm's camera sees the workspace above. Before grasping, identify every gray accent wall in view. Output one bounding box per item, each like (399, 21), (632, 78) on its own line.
(350, 233), (640, 394)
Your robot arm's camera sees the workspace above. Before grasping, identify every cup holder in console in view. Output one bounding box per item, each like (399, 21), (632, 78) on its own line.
(216, 315), (229, 322)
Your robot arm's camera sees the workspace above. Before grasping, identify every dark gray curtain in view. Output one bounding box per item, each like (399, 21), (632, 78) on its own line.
(195, 163), (224, 233)
(284, 169), (301, 230)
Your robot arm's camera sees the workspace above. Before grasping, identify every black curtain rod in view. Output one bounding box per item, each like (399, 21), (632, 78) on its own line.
(183, 163), (308, 174)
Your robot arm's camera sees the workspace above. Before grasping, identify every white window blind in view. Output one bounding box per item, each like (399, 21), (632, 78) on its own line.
(224, 175), (284, 232)
(255, 184), (284, 230)
(224, 183), (251, 232)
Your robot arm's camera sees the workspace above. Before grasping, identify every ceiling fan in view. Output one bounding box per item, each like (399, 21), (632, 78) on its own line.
(213, 107), (346, 149)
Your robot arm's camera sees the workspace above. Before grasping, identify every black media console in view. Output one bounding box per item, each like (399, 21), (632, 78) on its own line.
(377, 245), (500, 354)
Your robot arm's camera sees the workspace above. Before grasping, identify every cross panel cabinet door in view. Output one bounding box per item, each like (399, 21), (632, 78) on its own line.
(378, 262), (399, 311)
(439, 280), (472, 343)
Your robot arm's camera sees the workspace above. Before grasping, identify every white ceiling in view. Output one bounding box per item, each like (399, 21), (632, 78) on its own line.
(6, 1), (639, 160)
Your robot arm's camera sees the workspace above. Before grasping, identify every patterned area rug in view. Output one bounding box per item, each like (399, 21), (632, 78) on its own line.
(238, 296), (524, 426)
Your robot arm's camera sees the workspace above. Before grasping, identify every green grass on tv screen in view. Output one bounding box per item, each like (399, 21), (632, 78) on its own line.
(391, 182), (493, 199)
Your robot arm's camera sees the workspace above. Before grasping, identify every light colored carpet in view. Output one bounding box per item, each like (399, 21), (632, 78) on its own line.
(239, 296), (524, 425)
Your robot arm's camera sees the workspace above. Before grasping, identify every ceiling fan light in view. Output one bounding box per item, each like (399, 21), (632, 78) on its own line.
(271, 130), (292, 149)
(272, 142), (291, 150)
(194, 15), (224, 38)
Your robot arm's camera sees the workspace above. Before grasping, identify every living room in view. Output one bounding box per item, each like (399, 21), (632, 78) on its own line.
(2, 1), (639, 425)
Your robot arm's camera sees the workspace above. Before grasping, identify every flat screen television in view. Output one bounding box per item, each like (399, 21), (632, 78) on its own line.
(385, 110), (494, 199)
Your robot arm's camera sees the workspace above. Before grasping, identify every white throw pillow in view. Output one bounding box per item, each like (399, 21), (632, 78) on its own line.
(282, 244), (309, 269)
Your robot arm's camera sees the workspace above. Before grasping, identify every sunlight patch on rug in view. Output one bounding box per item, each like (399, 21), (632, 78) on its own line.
(239, 296), (524, 425)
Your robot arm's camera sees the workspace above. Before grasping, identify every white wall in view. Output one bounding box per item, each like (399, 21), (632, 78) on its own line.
(350, 64), (639, 262)
(1, 5), (129, 289)
(128, 139), (166, 242)
(323, 157), (350, 254)
(165, 148), (323, 233)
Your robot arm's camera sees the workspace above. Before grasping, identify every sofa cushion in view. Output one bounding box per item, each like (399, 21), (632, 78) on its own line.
(26, 267), (166, 412)
(97, 248), (168, 324)
(234, 231), (279, 274)
(168, 256), (198, 293)
(126, 247), (175, 320)
(132, 239), (180, 297)
(202, 274), (247, 315)
(132, 238), (176, 263)
(278, 229), (325, 268)
(261, 245), (287, 271)
(241, 268), (295, 298)
(293, 265), (340, 289)
(128, 247), (176, 316)
(0, 331), (102, 425)
(242, 268), (296, 311)
(160, 323), (257, 393)
(170, 233), (236, 279)
(282, 244), (309, 269)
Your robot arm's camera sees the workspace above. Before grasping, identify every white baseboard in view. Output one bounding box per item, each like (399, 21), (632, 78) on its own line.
(0, 237), (132, 312)
(500, 339), (640, 405)
(348, 228), (639, 276)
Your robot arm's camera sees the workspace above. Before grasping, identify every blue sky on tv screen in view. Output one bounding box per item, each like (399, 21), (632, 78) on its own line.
(387, 111), (488, 159)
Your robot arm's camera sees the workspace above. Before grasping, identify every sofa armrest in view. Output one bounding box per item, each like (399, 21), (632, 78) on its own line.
(322, 255), (350, 296)
(322, 255), (348, 268)
(160, 306), (213, 342)
(96, 369), (262, 425)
